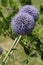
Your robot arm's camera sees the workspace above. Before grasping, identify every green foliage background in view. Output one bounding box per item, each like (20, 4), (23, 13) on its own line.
(0, 0), (43, 65)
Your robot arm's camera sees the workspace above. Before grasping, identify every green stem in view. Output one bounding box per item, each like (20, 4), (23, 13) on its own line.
(13, 35), (22, 48)
(2, 35), (22, 64)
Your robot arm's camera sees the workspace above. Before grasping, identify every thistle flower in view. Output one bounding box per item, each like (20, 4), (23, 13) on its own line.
(11, 12), (35, 35)
(3, 5), (39, 64)
(0, 46), (3, 55)
(19, 5), (39, 22)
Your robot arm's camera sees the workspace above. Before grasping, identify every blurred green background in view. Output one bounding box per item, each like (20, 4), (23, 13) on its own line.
(0, 0), (43, 65)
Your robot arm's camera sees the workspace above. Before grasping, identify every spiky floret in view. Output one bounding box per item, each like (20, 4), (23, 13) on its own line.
(11, 12), (35, 35)
(19, 5), (39, 22)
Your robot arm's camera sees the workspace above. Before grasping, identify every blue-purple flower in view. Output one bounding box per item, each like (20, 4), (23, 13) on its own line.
(11, 5), (39, 35)
(0, 46), (3, 55)
(19, 5), (39, 22)
(11, 12), (35, 35)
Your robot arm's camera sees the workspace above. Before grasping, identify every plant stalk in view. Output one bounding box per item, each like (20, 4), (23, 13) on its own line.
(2, 35), (22, 64)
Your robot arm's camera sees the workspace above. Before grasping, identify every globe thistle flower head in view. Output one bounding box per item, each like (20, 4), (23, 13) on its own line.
(19, 5), (39, 22)
(0, 46), (3, 55)
(11, 12), (35, 35)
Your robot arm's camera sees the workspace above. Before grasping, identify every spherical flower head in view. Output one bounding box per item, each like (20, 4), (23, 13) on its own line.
(11, 12), (35, 35)
(0, 46), (3, 55)
(19, 5), (39, 22)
